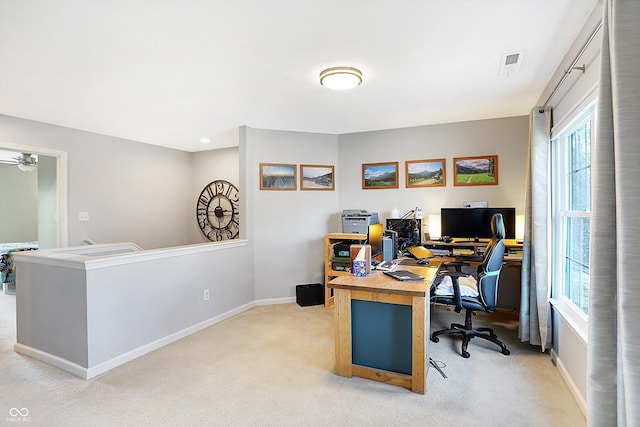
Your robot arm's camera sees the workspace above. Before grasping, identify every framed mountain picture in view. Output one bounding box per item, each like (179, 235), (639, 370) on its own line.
(405, 159), (446, 188)
(362, 162), (399, 189)
(453, 155), (498, 186)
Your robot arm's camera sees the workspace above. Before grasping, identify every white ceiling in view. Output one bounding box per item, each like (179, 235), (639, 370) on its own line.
(0, 0), (600, 152)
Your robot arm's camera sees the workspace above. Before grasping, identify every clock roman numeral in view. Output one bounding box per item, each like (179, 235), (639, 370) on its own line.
(206, 185), (215, 199)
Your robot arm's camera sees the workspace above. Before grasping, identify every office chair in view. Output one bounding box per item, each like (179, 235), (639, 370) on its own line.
(430, 213), (510, 358)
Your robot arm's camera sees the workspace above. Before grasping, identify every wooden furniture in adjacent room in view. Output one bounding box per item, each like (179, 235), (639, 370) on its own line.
(327, 262), (441, 394)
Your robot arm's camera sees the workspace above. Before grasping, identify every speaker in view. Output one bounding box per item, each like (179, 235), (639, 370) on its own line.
(382, 237), (394, 261)
(384, 230), (398, 259)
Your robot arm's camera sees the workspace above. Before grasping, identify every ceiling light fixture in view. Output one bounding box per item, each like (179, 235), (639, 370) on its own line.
(319, 67), (363, 90)
(17, 163), (36, 172)
(7, 153), (38, 172)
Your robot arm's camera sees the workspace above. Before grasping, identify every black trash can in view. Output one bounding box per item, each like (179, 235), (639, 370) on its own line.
(296, 283), (324, 307)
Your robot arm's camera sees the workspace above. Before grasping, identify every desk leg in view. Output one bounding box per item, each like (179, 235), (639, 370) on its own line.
(411, 295), (427, 394)
(334, 288), (352, 377)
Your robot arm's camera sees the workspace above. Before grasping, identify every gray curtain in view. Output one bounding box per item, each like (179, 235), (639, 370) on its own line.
(519, 107), (552, 350)
(587, 1), (640, 426)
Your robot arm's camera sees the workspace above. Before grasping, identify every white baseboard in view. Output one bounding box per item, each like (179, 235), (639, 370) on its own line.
(255, 296), (296, 306)
(14, 343), (89, 378)
(15, 301), (256, 379)
(553, 348), (587, 417)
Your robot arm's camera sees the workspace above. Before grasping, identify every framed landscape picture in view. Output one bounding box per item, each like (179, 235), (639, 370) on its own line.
(453, 155), (498, 186)
(260, 163), (297, 190)
(300, 164), (335, 190)
(362, 162), (399, 189)
(405, 158), (446, 188)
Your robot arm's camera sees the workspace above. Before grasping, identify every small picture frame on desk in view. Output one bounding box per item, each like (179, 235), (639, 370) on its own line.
(453, 155), (498, 186)
(362, 162), (399, 189)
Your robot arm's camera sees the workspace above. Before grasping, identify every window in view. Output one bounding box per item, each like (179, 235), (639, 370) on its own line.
(551, 103), (595, 316)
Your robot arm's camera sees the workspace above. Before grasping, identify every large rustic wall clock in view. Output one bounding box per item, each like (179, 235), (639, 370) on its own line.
(196, 180), (240, 241)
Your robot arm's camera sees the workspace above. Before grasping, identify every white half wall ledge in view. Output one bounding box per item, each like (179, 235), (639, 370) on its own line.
(13, 240), (248, 270)
(14, 240), (255, 379)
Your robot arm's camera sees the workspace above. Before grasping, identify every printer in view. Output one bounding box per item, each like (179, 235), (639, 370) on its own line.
(341, 209), (380, 234)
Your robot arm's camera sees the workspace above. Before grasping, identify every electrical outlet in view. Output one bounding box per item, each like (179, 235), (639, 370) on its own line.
(203, 289), (210, 301)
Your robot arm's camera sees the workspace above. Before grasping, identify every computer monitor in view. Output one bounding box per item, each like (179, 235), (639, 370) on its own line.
(440, 207), (516, 240)
(368, 223), (384, 256)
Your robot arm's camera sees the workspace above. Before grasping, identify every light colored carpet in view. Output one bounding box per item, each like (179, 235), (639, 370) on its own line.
(0, 294), (584, 426)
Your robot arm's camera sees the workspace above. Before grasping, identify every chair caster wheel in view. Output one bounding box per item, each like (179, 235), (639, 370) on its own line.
(502, 349), (511, 355)
(462, 351), (470, 358)
(431, 336), (439, 343)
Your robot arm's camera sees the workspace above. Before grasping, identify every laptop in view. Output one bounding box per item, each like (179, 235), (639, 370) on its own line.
(406, 245), (434, 260)
(384, 270), (425, 282)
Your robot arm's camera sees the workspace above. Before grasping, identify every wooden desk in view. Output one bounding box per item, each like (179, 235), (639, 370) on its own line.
(327, 262), (440, 394)
(423, 239), (523, 263)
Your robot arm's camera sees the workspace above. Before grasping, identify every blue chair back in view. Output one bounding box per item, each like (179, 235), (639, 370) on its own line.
(477, 214), (505, 309)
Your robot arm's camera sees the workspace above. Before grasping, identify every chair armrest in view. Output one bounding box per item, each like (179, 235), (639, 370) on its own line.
(437, 271), (469, 278)
(436, 270), (469, 313)
(442, 261), (470, 272)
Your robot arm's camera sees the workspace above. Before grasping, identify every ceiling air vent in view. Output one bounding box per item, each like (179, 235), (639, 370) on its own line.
(499, 51), (524, 77)
(505, 53), (520, 65)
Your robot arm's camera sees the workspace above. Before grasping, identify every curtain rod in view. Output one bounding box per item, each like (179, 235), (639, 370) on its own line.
(539, 18), (603, 112)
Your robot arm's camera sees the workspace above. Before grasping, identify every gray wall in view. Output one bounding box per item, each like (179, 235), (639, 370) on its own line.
(0, 162), (38, 242)
(243, 127), (340, 301)
(338, 117), (529, 223)
(1, 115), (194, 249)
(241, 118), (529, 301)
(2, 113), (530, 304)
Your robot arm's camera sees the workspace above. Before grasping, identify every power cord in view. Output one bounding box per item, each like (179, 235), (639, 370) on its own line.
(429, 358), (448, 378)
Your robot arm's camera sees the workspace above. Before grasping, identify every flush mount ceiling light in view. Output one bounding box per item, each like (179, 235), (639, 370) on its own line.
(319, 67), (363, 90)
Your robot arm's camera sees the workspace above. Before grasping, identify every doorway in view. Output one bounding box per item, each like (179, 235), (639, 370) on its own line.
(0, 143), (68, 248)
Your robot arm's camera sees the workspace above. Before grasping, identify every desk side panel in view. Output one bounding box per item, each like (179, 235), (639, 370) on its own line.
(351, 299), (412, 375)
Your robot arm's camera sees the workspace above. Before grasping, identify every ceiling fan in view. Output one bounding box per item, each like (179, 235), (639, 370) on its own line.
(0, 152), (38, 172)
